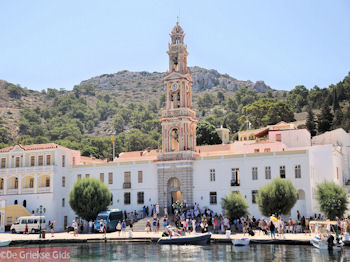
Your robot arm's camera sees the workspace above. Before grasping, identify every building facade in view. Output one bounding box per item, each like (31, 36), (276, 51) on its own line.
(1, 23), (350, 232)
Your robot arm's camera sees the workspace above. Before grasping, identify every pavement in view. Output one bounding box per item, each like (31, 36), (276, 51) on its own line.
(0, 231), (319, 244)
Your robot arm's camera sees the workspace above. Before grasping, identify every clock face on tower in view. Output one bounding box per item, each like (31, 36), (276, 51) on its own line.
(171, 83), (178, 91)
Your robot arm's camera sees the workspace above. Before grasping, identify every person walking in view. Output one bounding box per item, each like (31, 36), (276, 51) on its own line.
(88, 220), (93, 234)
(121, 220), (126, 236)
(269, 221), (276, 239)
(116, 221), (122, 236)
(24, 223), (29, 235)
(73, 220), (78, 237)
(49, 221), (55, 237)
(130, 219), (134, 232)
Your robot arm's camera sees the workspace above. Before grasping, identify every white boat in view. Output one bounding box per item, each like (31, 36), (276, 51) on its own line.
(232, 238), (250, 246)
(310, 236), (343, 250)
(0, 240), (11, 247)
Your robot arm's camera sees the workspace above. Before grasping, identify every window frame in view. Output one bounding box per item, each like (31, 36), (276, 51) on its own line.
(280, 165), (286, 178)
(265, 166), (271, 179)
(252, 167), (258, 180)
(209, 192), (217, 205)
(210, 169), (216, 182)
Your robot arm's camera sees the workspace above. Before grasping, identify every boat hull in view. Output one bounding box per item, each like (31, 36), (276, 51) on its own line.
(0, 240), (11, 247)
(232, 238), (250, 246)
(157, 233), (211, 245)
(310, 237), (343, 250)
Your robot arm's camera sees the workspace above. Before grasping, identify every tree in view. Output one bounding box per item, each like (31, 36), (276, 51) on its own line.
(68, 178), (112, 221)
(196, 121), (222, 145)
(316, 181), (348, 219)
(306, 108), (317, 136)
(240, 98), (294, 129)
(221, 192), (249, 220)
(317, 100), (333, 134)
(256, 178), (297, 216)
(287, 85), (309, 112)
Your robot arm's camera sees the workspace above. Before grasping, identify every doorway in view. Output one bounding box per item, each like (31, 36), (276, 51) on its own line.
(167, 177), (181, 214)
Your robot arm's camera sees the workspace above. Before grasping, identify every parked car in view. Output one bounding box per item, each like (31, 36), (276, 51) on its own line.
(10, 216), (46, 234)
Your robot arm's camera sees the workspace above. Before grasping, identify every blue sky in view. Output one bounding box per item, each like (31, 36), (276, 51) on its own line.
(0, 0), (349, 91)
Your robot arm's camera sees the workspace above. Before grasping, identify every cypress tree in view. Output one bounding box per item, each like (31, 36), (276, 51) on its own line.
(332, 88), (340, 112)
(317, 101), (333, 134)
(306, 108), (317, 136)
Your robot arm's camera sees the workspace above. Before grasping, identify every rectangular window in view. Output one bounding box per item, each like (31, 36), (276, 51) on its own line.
(210, 169), (215, 182)
(72, 157), (75, 166)
(264, 148), (271, 152)
(45, 177), (50, 187)
(138, 171), (143, 183)
(100, 173), (104, 183)
(0, 179), (4, 189)
(29, 178), (34, 188)
(252, 190), (258, 204)
(77, 174), (81, 180)
(276, 134), (282, 142)
(15, 157), (20, 168)
(123, 171), (131, 188)
(210, 192), (217, 204)
(62, 176), (66, 187)
(252, 167), (258, 180)
(31, 156), (35, 167)
(62, 155), (65, 167)
(137, 192), (144, 204)
(1, 158), (6, 168)
(85, 174), (90, 178)
(280, 165), (286, 178)
(62, 198), (65, 207)
(124, 192), (131, 205)
(108, 172), (113, 184)
(254, 148), (260, 153)
(46, 155), (51, 165)
(295, 165), (301, 178)
(37, 156), (43, 166)
(336, 167), (339, 180)
(231, 168), (240, 186)
(265, 166), (271, 179)
(64, 216), (68, 228)
(15, 178), (18, 189)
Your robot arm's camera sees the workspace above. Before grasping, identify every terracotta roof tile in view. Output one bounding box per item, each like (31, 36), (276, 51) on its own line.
(0, 143), (70, 152)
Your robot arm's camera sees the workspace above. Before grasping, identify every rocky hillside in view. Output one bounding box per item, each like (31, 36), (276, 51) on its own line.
(80, 66), (271, 93)
(0, 66), (276, 142)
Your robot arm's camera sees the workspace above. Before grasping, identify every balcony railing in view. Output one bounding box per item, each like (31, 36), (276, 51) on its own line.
(231, 180), (240, 187)
(22, 187), (35, 194)
(123, 182), (131, 189)
(161, 108), (196, 119)
(0, 165), (54, 175)
(7, 188), (19, 195)
(38, 186), (51, 193)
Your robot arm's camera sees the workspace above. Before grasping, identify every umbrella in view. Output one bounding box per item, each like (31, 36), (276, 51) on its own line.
(270, 216), (278, 223)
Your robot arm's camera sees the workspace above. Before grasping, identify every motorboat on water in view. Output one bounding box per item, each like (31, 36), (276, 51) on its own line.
(310, 236), (344, 250)
(157, 232), (211, 245)
(0, 240), (11, 247)
(232, 238), (250, 246)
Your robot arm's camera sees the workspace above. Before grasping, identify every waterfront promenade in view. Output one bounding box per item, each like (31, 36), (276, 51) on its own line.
(0, 231), (325, 245)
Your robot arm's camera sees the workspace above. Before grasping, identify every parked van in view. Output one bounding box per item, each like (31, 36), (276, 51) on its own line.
(10, 216), (46, 234)
(94, 209), (124, 233)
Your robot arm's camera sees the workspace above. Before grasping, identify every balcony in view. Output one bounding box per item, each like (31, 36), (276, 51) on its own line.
(7, 188), (19, 195)
(22, 187), (34, 194)
(38, 186), (51, 193)
(231, 180), (240, 187)
(157, 151), (198, 161)
(0, 165), (55, 175)
(123, 182), (131, 189)
(161, 108), (196, 119)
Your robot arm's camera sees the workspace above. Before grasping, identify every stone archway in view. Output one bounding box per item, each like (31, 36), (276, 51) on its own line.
(167, 177), (181, 213)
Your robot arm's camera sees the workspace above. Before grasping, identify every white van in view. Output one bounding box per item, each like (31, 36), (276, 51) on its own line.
(10, 216), (46, 234)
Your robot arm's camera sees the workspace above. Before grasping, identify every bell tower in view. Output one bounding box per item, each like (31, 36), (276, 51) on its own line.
(160, 22), (198, 156)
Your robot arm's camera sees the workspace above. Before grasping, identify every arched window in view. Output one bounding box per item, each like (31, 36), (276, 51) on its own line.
(23, 200), (27, 207)
(14, 200), (18, 205)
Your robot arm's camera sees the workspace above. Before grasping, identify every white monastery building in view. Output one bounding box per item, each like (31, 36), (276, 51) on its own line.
(1, 23), (350, 231)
